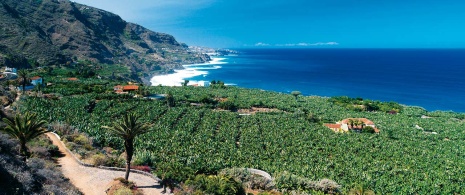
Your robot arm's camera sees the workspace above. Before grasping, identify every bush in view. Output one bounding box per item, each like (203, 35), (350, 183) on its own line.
(30, 146), (51, 159)
(274, 172), (340, 194)
(65, 142), (77, 151)
(155, 161), (195, 184)
(362, 126), (375, 134)
(184, 174), (246, 195)
(132, 150), (156, 166)
(49, 122), (76, 136)
(113, 186), (133, 195)
(219, 168), (275, 190)
(74, 134), (90, 145)
(46, 144), (60, 157)
(218, 100), (238, 111)
(91, 153), (108, 166)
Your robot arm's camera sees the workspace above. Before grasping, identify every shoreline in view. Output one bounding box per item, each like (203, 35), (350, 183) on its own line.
(146, 49), (465, 113)
(150, 57), (227, 86)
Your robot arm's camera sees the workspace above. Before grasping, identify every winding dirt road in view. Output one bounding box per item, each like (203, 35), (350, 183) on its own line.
(46, 133), (165, 195)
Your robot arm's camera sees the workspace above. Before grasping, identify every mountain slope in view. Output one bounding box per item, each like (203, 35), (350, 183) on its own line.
(0, 0), (209, 81)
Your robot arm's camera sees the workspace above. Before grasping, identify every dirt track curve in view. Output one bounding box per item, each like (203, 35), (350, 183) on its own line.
(46, 133), (165, 195)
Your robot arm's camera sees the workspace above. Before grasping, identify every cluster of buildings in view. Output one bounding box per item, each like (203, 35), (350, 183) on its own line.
(324, 118), (380, 133)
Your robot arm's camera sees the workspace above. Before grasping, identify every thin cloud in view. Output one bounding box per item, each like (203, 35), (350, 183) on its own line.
(255, 42), (271, 46)
(275, 42), (339, 47)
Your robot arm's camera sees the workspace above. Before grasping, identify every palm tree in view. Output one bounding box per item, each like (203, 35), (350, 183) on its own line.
(182, 80), (189, 86)
(102, 113), (151, 180)
(17, 69), (28, 92)
(166, 92), (175, 109)
(291, 91), (301, 100)
(348, 119), (355, 130)
(1, 112), (49, 160)
(360, 121), (366, 130)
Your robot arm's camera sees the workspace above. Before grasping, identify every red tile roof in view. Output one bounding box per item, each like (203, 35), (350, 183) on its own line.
(67, 77), (79, 81)
(122, 85), (139, 91)
(324, 124), (341, 129)
(30, 76), (41, 80)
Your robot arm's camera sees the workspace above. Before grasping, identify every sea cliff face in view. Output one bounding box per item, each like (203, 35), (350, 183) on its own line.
(0, 0), (209, 81)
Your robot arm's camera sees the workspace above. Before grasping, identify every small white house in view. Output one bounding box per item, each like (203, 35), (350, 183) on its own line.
(4, 67), (17, 73)
(30, 76), (43, 86)
(198, 80), (210, 87)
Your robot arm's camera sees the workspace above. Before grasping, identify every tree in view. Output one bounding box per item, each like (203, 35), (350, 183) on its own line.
(291, 91), (301, 100)
(182, 80), (189, 87)
(362, 126), (376, 134)
(348, 119), (356, 130)
(166, 92), (175, 109)
(1, 112), (49, 160)
(17, 69), (28, 92)
(102, 113), (151, 180)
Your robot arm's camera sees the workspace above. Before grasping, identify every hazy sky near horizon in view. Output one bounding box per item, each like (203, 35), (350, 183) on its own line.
(72, 0), (465, 48)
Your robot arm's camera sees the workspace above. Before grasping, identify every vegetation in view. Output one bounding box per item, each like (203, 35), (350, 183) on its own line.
(329, 96), (403, 113)
(291, 91), (301, 100)
(1, 112), (50, 160)
(17, 69), (28, 91)
(10, 69), (465, 194)
(183, 174), (246, 195)
(102, 113), (151, 180)
(0, 132), (81, 194)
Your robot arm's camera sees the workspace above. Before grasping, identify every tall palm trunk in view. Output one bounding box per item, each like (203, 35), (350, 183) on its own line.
(20, 141), (29, 157)
(124, 139), (134, 181)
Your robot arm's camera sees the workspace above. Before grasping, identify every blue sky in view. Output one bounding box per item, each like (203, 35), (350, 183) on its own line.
(73, 0), (465, 48)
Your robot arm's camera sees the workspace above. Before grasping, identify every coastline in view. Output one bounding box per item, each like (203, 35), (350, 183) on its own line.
(150, 57), (227, 86)
(147, 48), (465, 113)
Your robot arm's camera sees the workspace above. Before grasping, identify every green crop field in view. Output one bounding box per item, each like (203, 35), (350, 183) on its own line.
(18, 81), (465, 194)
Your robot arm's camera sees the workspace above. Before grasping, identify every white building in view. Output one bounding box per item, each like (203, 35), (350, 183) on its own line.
(198, 80), (210, 87)
(30, 76), (43, 86)
(4, 67), (17, 73)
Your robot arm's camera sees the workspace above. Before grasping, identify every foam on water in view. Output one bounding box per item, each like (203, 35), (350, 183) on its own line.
(150, 57), (227, 86)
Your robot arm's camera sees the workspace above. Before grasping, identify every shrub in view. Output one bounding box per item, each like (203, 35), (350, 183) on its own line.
(30, 146), (51, 159)
(65, 142), (77, 150)
(274, 172), (340, 194)
(74, 134), (89, 145)
(49, 122), (76, 136)
(91, 153), (108, 166)
(185, 174), (246, 195)
(113, 186), (133, 195)
(218, 100), (238, 110)
(132, 150), (156, 166)
(27, 158), (46, 170)
(362, 126), (375, 134)
(155, 161), (195, 184)
(46, 144), (60, 157)
(348, 185), (375, 195)
(219, 168), (275, 190)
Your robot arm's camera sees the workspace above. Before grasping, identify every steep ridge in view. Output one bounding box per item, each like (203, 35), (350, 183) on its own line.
(0, 0), (209, 81)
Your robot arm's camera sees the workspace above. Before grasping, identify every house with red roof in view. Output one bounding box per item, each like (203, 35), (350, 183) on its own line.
(114, 85), (139, 94)
(30, 76), (43, 86)
(324, 118), (379, 133)
(324, 124), (342, 132)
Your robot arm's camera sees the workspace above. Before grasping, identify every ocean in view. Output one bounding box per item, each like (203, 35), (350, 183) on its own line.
(151, 48), (465, 112)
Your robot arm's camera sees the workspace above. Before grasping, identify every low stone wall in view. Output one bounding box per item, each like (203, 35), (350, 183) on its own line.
(244, 168), (273, 181)
(50, 132), (161, 182)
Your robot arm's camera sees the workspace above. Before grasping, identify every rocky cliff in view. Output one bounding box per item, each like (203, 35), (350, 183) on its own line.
(0, 0), (209, 81)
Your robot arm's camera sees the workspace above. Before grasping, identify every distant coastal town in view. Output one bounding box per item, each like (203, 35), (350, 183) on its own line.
(188, 46), (239, 57)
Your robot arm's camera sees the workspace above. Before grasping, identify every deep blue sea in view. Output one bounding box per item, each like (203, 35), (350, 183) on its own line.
(153, 48), (465, 112)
